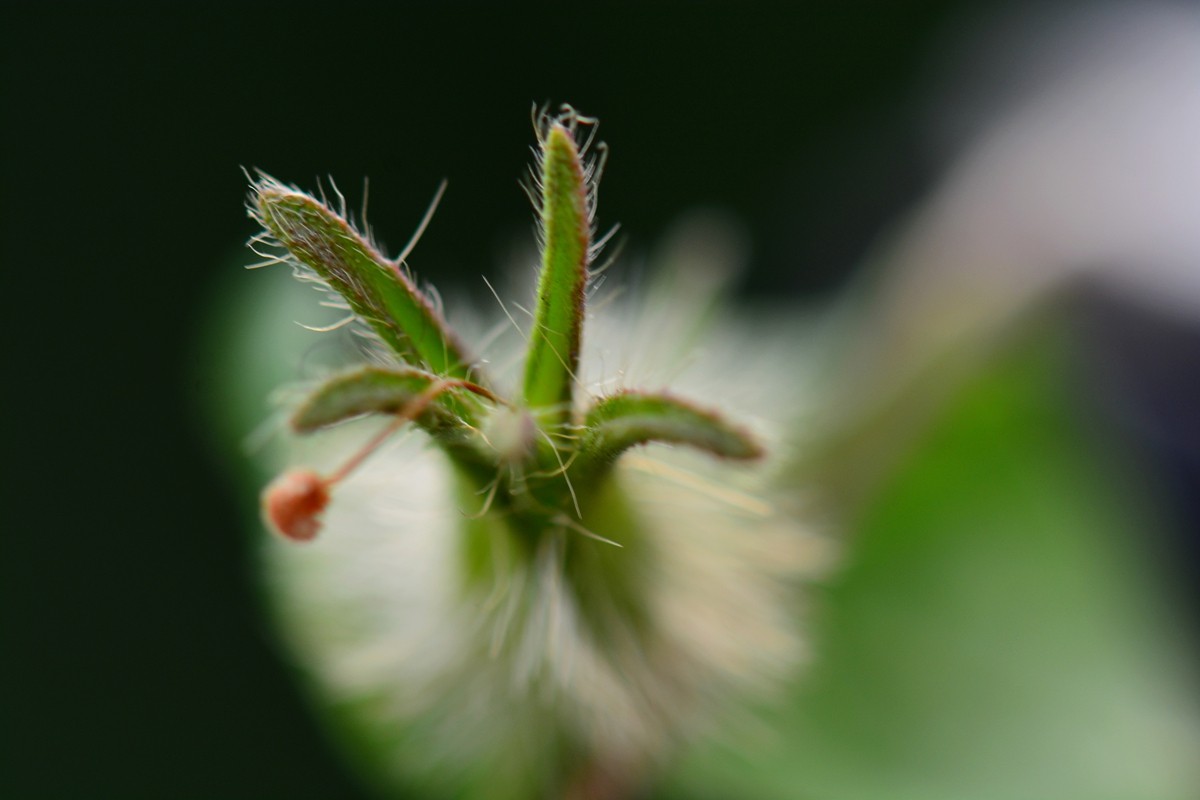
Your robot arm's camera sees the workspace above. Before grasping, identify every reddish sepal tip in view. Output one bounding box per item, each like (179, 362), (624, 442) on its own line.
(262, 469), (330, 542)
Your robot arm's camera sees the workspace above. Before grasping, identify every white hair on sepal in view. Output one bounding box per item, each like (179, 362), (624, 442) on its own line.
(245, 171), (451, 364)
(526, 103), (614, 276)
(392, 179), (448, 269)
(325, 174), (348, 220)
(245, 172), (374, 345)
(248, 107), (831, 794)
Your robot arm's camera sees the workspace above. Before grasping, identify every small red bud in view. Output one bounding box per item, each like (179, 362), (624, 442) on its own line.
(262, 469), (330, 542)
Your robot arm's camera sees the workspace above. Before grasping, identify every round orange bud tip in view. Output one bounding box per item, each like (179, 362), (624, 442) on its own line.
(262, 469), (330, 542)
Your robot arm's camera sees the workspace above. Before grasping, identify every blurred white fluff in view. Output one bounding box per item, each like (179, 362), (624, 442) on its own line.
(263, 211), (830, 796)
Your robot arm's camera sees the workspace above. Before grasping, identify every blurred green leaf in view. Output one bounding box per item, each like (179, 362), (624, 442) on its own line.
(664, 323), (1200, 800)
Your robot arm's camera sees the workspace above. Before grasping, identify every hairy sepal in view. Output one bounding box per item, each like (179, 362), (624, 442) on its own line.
(580, 390), (763, 465)
(252, 179), (478, 382)
(291, 366), (491, 436)
(521, 123), (591, 426)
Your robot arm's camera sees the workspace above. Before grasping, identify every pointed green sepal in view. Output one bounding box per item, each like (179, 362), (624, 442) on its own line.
(290, 366), (493, 436)
(581, 390), (763, 464)
(252, 178), (478, 382)
(522, 123), (591, 425)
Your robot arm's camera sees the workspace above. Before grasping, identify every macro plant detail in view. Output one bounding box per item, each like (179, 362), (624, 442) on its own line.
(247, 106), (815, 799)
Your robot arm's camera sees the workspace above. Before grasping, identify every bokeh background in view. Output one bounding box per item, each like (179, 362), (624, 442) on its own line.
(6, 1), (1199, 798)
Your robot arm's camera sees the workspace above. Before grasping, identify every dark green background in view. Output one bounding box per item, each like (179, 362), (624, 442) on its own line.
(8, 2), (1149, 798)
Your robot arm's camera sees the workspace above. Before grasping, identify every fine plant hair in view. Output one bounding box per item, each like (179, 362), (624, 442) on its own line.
(244, 103), (819, 800)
